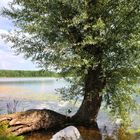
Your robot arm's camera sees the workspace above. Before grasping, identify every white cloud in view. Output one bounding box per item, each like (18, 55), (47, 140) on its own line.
(0, 1), (39, 70)
(0, 29), (39, 70)
(0, 49), (38, 70)
(0, 29), (8, 34)
(0, 0), (13, 8)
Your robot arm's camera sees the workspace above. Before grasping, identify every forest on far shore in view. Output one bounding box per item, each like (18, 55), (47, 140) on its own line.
(0, 70), (61, 77)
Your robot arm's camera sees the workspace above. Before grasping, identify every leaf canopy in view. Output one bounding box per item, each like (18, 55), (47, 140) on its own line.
(1, 0), (140, 123)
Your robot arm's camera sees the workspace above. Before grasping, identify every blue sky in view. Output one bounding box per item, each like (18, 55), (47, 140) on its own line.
(0, 0), (39, 70)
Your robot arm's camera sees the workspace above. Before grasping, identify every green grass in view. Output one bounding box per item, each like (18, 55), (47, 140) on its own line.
(0, 136), (24, 140)
(0, 122), (24, 140)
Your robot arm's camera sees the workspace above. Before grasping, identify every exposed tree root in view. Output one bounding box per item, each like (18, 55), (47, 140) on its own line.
(0, 109), (70, 136)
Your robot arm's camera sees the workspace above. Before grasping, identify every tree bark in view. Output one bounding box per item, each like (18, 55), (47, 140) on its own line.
(72, 64), (105, 126)
(0, 109), (70, 135)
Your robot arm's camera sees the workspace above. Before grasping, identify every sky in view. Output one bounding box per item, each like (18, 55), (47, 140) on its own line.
(0, 0), (39, 70)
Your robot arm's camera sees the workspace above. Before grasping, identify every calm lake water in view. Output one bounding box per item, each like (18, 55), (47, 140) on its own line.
(0, 78), (66, 100)
(0, 78), (140, 140)
(0, 78), (74, 115)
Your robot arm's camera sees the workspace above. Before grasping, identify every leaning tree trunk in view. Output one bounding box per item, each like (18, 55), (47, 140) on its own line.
(72, 64), (106, 126)
(0, 65), (105, 136)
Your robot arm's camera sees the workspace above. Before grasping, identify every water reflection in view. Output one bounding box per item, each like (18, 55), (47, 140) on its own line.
(25, 126), (102, 140)
(25, 125), (140, 140)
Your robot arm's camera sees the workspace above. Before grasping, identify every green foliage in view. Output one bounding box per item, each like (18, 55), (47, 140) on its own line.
(1, 0), (140, 124)
(128, 128), (140, 134)
(104, 127), (140, 140)
(0, 70), (61, 77)
(104, 127), (131, 140)
(0, 123), (24, 140)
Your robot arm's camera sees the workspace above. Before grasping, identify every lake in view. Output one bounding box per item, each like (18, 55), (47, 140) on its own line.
(0, 78), (140, 140)
(0, 78), (75, 114)
(0, 77), (66, 100)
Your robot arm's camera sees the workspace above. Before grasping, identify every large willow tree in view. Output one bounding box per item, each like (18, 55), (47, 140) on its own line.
(0, 0), (140, 135)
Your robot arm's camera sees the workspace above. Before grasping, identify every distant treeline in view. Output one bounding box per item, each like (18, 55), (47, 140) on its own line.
(0, 70), (61, 77)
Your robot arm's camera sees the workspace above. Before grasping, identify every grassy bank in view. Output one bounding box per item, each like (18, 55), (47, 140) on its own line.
(0, 70), (61, 78)
(0, 122), (24, 140)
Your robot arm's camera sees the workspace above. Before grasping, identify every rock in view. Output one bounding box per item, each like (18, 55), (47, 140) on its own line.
(51, 126), (82, 140)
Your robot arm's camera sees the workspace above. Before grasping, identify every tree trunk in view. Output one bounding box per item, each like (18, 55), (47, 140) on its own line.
(72, 64), (105, 126)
